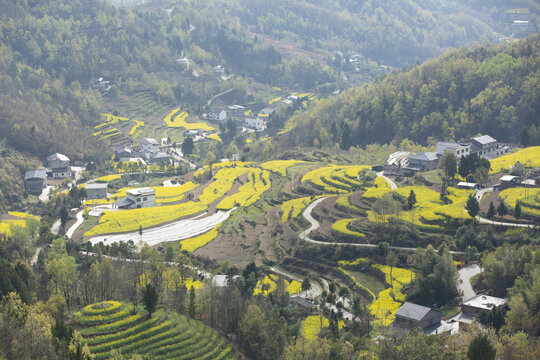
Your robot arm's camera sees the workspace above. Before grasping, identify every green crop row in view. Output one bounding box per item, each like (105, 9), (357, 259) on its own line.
(91, 319), (177, 354)
(81, 313), (143, 336)
(136, 321), (201, 356)
(75, 306), (133, 325)
(152, 329), (219, 360)
(82, 301), (123, 316)
(85, 311), (164, 346)
(148, 324), (210, 358)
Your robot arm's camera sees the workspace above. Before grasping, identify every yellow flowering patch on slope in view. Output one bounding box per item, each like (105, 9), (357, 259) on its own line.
(500, 187), (540, 216)
(301, 165), (370, 194)
(301, 315), (344, 341)
(260, 159), (308, 176)
(7, 211), (39, 221)
(280, 197), (313, 223)
(129, 120), (144, 136)
(179, 224), (221, 253)
(490, 146), (540, 174)
(164, 107), (214, 130)
(207, 133), (222, 142)
(95, 174), (122, 183)
(332, 219), (365, 237)
(253, 274), (302, 296)
(216, 169), (271, 210)
(369, 264), (415, 326)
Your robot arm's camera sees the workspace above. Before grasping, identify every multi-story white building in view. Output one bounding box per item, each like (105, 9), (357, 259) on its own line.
(114, 187), (155, 209)
(436, 142), (470, 158)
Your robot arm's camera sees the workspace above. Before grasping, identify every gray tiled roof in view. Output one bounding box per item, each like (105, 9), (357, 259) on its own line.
(474, 135), (496, 145)
(409, 152), (438, 162)
(395, 302), (433, 321)
(24, 169), (47, 180)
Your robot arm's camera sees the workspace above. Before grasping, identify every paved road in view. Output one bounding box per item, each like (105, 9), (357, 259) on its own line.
(270, 267), (323, 299)
(475, 187), (493, 201)
(299, 197), (466, 254)
(477, 216), (536, 228)
(376, 172), (397, 189)
(30, 246), (44, 266)
(66, 210), (84, 238)
(87, 209), (233, 246)
(51, 219), (61, 235)
(458, 264), (482, 301)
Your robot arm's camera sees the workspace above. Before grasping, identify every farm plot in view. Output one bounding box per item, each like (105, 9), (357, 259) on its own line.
(489, 146), (540, 174)
(301, 165), (371, 194)
(253, 274), (302, 296)
(163, 107), (215, 131)
(0, 212), (40, 236)
(331, 219), (366, 238)
(260, 159), (309, 176)
(216, 168), (271, 210)
(368, 264), (415, 326)
(301, 315), (344, 341)
(280, 197), (314, 223)
(499, 187), (540, 217)
(363, 185), (473, 229)
(78, 301), (235, 360)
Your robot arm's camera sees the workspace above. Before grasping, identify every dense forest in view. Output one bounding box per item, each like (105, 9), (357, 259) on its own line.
(283, 35), (540, 148)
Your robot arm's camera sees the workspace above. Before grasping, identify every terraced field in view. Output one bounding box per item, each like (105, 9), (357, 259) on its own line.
(77, 301), (236, 360)
(301, 165), (371, 194)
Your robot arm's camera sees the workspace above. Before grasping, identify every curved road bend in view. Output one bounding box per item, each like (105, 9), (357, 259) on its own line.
(299, 197), (466, 255)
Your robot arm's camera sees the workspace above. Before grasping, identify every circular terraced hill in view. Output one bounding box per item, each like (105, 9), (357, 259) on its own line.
(74, 301), (236, 360)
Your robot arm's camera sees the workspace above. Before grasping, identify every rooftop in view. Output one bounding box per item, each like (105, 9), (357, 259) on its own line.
(140, 137), (159, 146)
(457, 181), (478, 188)
(126, 187), (155, 196)
(463, 295), (507, 311)
(409, 152), (438, 162)
(24, 169), (47, 180)
(474, 135), (497, 145)
(86, 183), (108, 190)
(47, 153), (70, 162)
(500, 175), (518, 182)
(395, 302), (435, 321)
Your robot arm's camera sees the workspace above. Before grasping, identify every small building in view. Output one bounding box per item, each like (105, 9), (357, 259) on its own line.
(464, 135), (497, 159)
(211, 275), (241, 288)
(213, 65), (224, 74)
(50, 166), (74, 179)
(149, 152), (171, 165)
(113, 187), (156, 209)
(394, 302), (442, 330)
(462, 295), (507, 317)
(244, 117), (266, 131)
(139, 138), (160, 153)
(456, 181), (480, 190)
(47, 153), (70, 169)
(227, 105), (246, 118)
(408, 152), (439, 171)
(208, 109), (227, 122)
(436, 142), (470, 159)
(24, 169), (47, 194)
(86, 183), (108, 200)
(258, 107), (276, 117)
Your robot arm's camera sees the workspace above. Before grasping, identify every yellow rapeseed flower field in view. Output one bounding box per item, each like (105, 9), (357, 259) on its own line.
(490, 146), (540, 174)
(216, 169), (271, 210)
(369, 264), (415, 326)
(500, 187), (540, 216)
(301, 315), (344, 341)
(253, 274), (303, 296)
(179, 224), (221, 253)
(260, 159), (308, 176)
(280, 197), (313, 223)
(95, 174), (122, 183)
(301, 165), (369, 194)
(332, 219), (365, 237)
(163, 107), (215, 130)
(129, 120), (144, 136)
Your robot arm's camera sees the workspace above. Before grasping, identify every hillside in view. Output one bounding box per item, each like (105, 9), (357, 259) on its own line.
(281, 34), (540, 148)
(75, 301), (235, 359)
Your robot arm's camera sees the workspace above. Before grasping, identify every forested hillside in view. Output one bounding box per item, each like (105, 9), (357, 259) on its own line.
(282, 34), (540, 148)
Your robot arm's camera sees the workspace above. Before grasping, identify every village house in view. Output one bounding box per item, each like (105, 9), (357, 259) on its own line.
(86, 183), (108, 200)
(436, 141), (471, 158)
(139, 137), (160, 153)
(393, 302), (455, 335)
(462, 135), (498, 159)
(407, 152), (439, 171)
(49, 166), (74, 179)
(24, 169), (47, 194)
(148, 152), (171, 165)
(47, 153), (70, 169)
(461, 295), (507, 317)
(113, 187), (156, 209)
(208, 109), (227, 122)
(227, 105), (246, 118)
(244, 117), (266, 132)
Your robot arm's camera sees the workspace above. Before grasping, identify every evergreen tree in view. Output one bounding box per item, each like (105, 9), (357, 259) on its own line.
(142, 284), (158, 318)
(497, 201), (508, 218)
(514, 201), (522, 222)
(407, 189), (417, 210)
(467, 334), (496, 360)
(189, 285), (196, 319)
(466, 194), (480, 219)
(487, 201), (496, 220)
